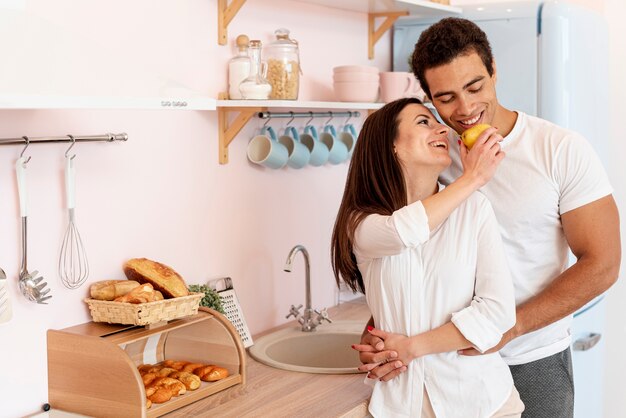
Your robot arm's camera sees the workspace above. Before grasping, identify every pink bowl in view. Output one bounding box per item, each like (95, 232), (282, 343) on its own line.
(333, 72), (379, 83)
(333, 81), (379, 103)
(333, 65), (379, 74)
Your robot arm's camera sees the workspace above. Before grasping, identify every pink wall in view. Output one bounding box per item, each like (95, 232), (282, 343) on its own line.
(0, 1), (390, 415)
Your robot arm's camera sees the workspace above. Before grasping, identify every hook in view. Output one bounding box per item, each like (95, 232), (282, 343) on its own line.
(263, 112), (272, 127)
(305, 111), (314, 127)
(286, 111), (295, 126)
(345, 111), (353, 125)
(20, 136), (32, 164)
(65, 135), (76, 159)
(325, 111), (334, 126)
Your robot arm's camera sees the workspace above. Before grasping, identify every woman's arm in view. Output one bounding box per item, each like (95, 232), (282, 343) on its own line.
(364, 323), (472, 366)
(355, 130), (504, 259)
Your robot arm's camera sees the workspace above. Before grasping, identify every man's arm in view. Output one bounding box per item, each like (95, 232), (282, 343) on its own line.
(462, 195), (621, 354)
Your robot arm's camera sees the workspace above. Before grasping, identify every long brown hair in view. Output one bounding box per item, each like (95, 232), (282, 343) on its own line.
(331, 98), (423, 294)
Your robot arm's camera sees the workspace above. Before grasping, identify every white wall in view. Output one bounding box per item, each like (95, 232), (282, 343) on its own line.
(0, 1), (389, 416)
(602, 0), (626, 416)
(1, 1), (623, 417)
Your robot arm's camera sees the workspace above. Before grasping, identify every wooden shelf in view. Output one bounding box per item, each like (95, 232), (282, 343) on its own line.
(216, 97), (384, 164)
(0, 95), (216, 110)
(216, 0), (461, 58)
(217, 99), (383, 110)
(292, 0), (462, 15)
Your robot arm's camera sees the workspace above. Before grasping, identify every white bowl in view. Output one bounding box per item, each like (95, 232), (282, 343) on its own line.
(333, 65), (379, 74)
(333, 81), (379, 103)
(333, 72), (379, 83)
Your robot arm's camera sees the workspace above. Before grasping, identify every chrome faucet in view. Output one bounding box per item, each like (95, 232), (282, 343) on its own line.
(284, 245), (332, 332)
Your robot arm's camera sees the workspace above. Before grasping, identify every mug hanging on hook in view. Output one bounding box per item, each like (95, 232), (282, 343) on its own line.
(300, 112), (329, 167)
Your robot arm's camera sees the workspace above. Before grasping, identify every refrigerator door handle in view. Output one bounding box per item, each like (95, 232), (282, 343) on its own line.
(572, 333), (602, 351)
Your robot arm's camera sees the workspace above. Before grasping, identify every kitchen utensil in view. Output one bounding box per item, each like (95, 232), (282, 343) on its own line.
(16, 156), (52, 304)
(59, 142), (89, 289)
(0, 267), (12, 323)
(209, 277), (253, 348)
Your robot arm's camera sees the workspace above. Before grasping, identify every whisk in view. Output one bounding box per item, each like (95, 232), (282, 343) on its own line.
(59, 137), (89, 289)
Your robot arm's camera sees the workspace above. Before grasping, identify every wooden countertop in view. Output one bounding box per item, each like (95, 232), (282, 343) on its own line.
(164, 298), (372, 418)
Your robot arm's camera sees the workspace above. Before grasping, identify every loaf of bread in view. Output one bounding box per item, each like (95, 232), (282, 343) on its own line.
(114, 283), (158, 304)
(123, 258), (189, 298)
(90, 280), (140, 301)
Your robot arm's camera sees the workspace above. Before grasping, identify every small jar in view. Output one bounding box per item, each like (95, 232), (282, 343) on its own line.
(264, 28), (301, 100)
(228, 34), (251, 100)
(239, 40), (272, 100)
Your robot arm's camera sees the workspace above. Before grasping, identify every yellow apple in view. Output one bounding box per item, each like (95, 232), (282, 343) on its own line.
(460, 124), (492, 149)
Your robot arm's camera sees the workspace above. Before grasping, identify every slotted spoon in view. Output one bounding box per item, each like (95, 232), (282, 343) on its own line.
(0, 267), (12, 323)
(16, 157), (52, 304)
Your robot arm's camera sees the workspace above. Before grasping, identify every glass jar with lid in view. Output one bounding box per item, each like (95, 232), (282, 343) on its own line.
(264, 28), (301, 100)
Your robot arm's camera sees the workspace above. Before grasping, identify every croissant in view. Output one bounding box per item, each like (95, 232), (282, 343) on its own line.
(146, 376), (186, 403)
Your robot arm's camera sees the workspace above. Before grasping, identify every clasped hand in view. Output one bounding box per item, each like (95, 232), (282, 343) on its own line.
(352, 327), (409, 381)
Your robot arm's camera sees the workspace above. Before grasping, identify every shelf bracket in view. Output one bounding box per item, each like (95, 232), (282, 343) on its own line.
(218, 95), (264, 164)
(368, 11), (409, 60)
(218, 0), (247, 45)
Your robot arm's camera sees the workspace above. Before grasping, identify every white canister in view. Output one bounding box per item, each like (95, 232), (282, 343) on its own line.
(228, 34), (251, 100)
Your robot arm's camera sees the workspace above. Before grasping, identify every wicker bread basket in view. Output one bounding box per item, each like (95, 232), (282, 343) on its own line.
(84, 292), (203, 325)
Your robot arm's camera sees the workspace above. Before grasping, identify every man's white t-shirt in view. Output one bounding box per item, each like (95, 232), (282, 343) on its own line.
(440, 112), (613, 365)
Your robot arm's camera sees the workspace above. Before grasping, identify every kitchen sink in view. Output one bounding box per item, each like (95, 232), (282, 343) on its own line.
(248, 320), (366, 374)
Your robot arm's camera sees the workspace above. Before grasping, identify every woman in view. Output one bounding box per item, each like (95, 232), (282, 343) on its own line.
(331, 98), (524, 418)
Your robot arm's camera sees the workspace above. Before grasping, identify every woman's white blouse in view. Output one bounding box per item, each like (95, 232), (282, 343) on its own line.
(354, 189), (516, 418)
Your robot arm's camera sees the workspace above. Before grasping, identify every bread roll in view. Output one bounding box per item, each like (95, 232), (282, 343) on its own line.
(123, 258), (189, 298)
(160, 360), (189, 371)
(114, 283), (157, 304)
(182, 363), (205, 373)
(169, 371), (201, 390)
(90, 280), (140, 301)
(194, 365), (229, 382)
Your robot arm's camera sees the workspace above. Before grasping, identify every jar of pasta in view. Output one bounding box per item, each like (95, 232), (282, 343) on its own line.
(264, 28), (301, 100)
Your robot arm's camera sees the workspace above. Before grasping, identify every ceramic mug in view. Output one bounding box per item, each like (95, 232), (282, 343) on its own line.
(320, 125), (349, 164)
(338, 124), (357, 158)
(247, 126), (289, 169)
(278, 126), (311, 169)
(300, 125), (330, 167)
(379, 71), (425, 103)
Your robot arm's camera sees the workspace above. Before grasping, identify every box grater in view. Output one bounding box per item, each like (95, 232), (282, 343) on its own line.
(209, 277), (253, 348)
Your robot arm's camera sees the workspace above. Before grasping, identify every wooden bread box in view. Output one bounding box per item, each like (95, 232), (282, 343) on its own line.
(47, 307), (246, 417)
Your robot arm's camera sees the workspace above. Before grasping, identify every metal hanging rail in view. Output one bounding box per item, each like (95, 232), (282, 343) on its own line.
(0, 133), (128, 146)
(257, 111), (360, 119)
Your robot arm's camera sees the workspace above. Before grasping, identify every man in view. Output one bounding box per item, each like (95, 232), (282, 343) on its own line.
(355, 17), (621, 418)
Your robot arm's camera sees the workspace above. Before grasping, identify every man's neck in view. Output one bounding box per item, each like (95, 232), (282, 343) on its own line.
(492, 104), (518, 137)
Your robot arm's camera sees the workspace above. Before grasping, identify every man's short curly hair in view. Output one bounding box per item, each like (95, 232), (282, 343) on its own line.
(410, 18), (494, 100)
